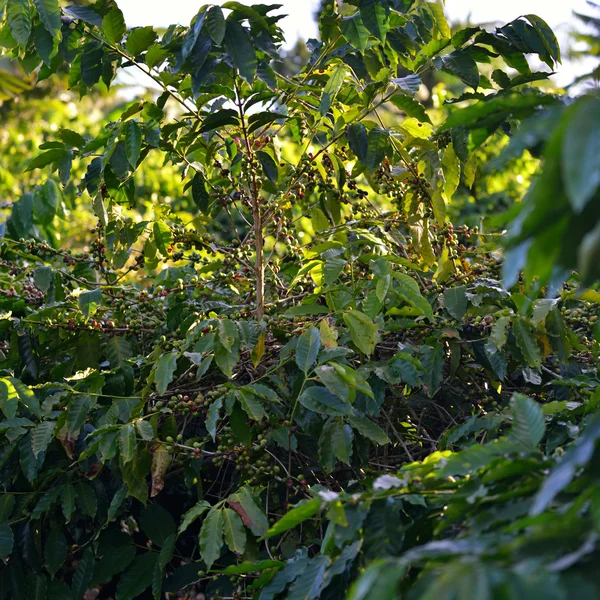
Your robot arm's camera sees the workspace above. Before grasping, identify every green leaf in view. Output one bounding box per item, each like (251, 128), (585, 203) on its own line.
(343, 310), (378, 356)
(31, 421), (55, 458)
(391, 74), (422, 95)
(428, 2), (451, 38)
(7, 0), (32, 46)
(11, 378), (41, 418)
(531, 414), (600, 516)
(126, 26), (157, 56)
(67, 395), (92, 437)
(206, 396), (223, 441)
(78, 288), (101, 318)
(346, 123), (368, 163)
(436, 50), (480, 89)
(257, 150), (279, 185)
(0, 523), (13, 560)
(206, 5), (226, 45)
(179, 500), (210, 534)
(218, 560), (284, 575)
(0, 496), (15, 522)
(0, 379), (18, 419)
(181, 8), (206, 59)
(103, 7), (126, 44)
(199, 108), (239, 133)
(191, 172), (210, 213)
(199, 507), (224, 569)
(509, 393), (545, 450)
(441, 143), (460, 200)
(108, 485), (128, 522)
(153, 221), (172, 257)
(125, 121), (142, 168)
(25, 148), (65, 172)
(359, 0), (389, 41)
(222, 508), (246, 554)
(116, 552), (159, 600)
(441, 91), (556, 132)
(331, 420), (353, 464)
(295, 327), (321, 373)
(347, 412), (390, 445)
(155, 352), (178, 396)
(227, 487), (269, 537)
(44, 528), (68, 577)
(262, 498), (321, 540)
(365, 128), (389, 170)
(158, 533), (176, 572)
(299, 386), (352, 417)
(140, 504), (176, 547)
(316, 365), (350, 400)
(224, 19), (256, 83)
(512, 319), (542, 369)
(287, 555), (330, 600)
(72, 547), (94, 600)
(420, 344), (444, 397)
(390, 94), (431, 124)
(63, 5), (102, 26)
(443, 286), (467, 320)
(61, 485), (75, 522)
(106, 337), (133, 368)
(33, 0), (60, 37)
(319, 65), (346, 116)
(341, 13), (369, 53)
(81, 42), (104, 87)
(562, 97), (600, 213)
(524, 14), (561, 63)
(76, 481), (98, 518)
(136, 420), (154, 441)
(118, 424), (136, 466)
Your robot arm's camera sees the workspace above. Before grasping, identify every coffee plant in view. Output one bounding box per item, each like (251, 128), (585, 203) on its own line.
(0, 1), (599, 599)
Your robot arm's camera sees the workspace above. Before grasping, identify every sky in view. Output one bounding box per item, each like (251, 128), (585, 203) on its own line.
(116, 0), (594, 86)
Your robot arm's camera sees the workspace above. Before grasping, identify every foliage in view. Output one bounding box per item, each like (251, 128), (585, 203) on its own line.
(0, 1), (598, 599)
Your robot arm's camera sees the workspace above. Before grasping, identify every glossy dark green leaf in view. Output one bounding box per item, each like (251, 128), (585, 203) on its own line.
(509, 393), (545, 450)
(199, 108), (239, 133)
(0, 524), (13, 560)
(81, 42), (104, 87)
(295, 327), (321, 373)
(341, 13), (369, 53)
(126, 26), (157, 56)
(125, 121), (142, 167)
(155, 352), (178, 396)
(71, 547), (94, 600)
(116, 552), (158, 600)
(7, 0), (32, 46)
(262, 498), (321, 540)
(436, 50), (480, 89)
(443, 286), (467, 320)
(199, 507), (223, 569)
(222, 507), (246, 554)
(389, 94), (431, 124)
(347, 412), (390, 445)
(225, 19), (256, 83)
(44, 528), (68, 577)
(299, 386), (352, 417)
(206, 5), (226, 45)
(191, 171), (210, 213)
(359, 0), (389, 41)
(140, 503), (176, 547)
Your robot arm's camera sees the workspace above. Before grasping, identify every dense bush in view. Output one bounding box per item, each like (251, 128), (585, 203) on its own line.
(0, 1), (599, 599)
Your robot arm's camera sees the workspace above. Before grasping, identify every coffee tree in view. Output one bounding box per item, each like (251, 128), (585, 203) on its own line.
(0, 1), (599, 599)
